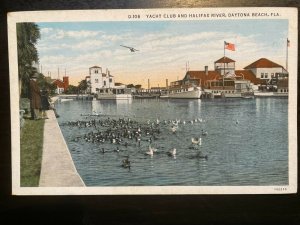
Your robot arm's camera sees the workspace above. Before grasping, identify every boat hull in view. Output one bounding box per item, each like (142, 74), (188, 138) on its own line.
(96, 94), (132, 100)
(203, 89), (254, 99)
(162, 88), (202, 99)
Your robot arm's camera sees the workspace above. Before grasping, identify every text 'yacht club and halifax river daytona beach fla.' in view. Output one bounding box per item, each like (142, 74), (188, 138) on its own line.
(13, 11), (295, 193)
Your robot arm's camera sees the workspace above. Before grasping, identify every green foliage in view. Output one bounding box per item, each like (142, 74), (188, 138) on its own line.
(127, 84), (142, 89)
(134, 84), (142, 89)
(127, 84), (134, 88)
(20, 118), (44, 186)
(37, 73), (56, 94)
(17, 23), (41, 97)
(78, 79), (88, 92)
(65, 85), (79, 94)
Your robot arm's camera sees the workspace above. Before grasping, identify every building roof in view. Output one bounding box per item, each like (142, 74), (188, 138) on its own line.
(235, 70), (262, 85)
(186, 70), (221, 80)
(52, 79), (65, 88)
(185, 70), (222, 87)
(90, 66), (101, 69)
(244, 58), (283, 69)
(214, 56), (235, 63)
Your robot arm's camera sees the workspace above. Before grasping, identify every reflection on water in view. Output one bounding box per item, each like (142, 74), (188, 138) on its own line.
(56, 98), (288, 186)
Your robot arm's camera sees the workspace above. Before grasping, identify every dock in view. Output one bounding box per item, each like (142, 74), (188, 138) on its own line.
(59, 94), (94, 100)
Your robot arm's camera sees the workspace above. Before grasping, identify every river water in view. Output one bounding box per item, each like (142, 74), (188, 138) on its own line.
(56, 97), (288, 186)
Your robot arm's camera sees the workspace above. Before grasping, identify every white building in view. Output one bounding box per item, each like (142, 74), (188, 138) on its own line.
(243, 58), (288, 82)
(88, 66), (115, 94)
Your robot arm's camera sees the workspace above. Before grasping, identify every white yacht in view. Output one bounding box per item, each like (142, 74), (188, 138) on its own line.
(96, 87), (132, 100)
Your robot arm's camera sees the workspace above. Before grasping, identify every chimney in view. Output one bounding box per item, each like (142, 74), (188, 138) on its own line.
(148, 79), (150, 89)
(166, 79), (168, 88)
(63, 76), (69, 91)
(205, 66), (208, 76)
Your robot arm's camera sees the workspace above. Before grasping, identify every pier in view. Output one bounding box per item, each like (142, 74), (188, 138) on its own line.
(59, 94), (94, 100)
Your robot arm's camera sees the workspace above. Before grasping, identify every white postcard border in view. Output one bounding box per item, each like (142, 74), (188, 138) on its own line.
(8, 7), (298, 195)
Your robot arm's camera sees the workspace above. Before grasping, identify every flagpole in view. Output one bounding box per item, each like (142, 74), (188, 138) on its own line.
(286, 38), (289, 72)
(223, 41), (225, 87)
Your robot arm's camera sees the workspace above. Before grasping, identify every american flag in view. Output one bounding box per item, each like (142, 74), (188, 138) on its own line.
(224, 41), (235, 51)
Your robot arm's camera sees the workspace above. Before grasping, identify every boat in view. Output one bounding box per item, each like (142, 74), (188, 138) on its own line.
(95, 87), (132, 100)
(133, 93), (159, 99)
(203, 76), (254, 98)
(160, 85), (202, 99)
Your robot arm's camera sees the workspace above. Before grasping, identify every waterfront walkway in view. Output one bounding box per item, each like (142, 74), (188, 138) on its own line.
(39, 99), (85, 187)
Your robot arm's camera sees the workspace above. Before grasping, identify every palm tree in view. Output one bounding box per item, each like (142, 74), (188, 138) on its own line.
(17, 23), (41, 97)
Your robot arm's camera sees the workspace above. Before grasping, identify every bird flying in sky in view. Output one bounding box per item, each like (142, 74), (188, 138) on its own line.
(120, 45), (139, 52)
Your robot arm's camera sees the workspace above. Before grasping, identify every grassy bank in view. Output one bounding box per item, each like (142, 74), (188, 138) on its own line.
(20, 118), (45, 186)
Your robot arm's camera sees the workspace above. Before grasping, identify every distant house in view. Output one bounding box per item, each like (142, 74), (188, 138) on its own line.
(88, 66), (115, 94)
(243, 58), (288, 82)
(47, 76), (69, 94)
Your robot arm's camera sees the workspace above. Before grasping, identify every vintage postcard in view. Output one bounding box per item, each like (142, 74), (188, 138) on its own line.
(8, 8), (297, 195)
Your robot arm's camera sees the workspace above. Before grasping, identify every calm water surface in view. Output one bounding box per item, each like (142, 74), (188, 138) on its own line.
(56, 98), (288, 186)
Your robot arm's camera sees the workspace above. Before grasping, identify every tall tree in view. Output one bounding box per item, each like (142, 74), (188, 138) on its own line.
(17, 23), (41, 97)
(78, 80), (88, 93)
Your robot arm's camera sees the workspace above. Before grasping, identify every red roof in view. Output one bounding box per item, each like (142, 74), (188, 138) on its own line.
(215, 56), (235, 63)
(244, 58), (283, 69)
(185, 70), (222, 86)
(235, 70), (262, 85)
(52, 79), (65, 88)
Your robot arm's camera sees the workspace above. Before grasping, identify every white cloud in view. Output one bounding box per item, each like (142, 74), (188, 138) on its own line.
(37, 25), (288, 87)
(41, 28), (103, 41)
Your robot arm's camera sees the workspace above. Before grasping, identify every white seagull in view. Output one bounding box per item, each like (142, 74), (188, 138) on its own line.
(146, 145), (157, 156)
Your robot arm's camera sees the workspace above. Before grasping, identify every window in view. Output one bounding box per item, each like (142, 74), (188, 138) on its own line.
(95, 79), (98, 83)
(109, 78), (112, 83)
(264, 73), (268, 78)
(104, 81), (106, 86)
(271, 73), (274, 78)
(261, 73), (264, 78)
(95, 70), (98, 73)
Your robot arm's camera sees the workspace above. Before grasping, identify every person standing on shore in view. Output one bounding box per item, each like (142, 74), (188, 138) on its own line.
(41, 89), (50, 119)
(29, 74), (41, 120)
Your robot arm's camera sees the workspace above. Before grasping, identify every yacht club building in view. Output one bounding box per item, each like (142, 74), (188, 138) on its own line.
(171, 57), (288, 92)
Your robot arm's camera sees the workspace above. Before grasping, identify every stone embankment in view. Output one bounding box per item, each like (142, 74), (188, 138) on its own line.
(39, 97), (85, 187)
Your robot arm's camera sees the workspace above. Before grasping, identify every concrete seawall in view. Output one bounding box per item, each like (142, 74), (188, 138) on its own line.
(39, 97), (85, 187)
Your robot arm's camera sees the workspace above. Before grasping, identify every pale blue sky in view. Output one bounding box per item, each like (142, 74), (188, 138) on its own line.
(37, 19), (289, 87)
